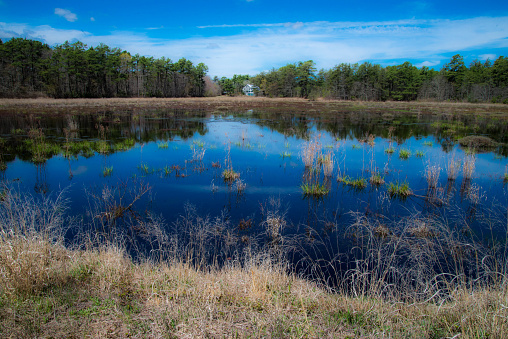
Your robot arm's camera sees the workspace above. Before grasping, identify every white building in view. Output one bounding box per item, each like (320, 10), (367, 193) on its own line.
(242, 84), (260, 96)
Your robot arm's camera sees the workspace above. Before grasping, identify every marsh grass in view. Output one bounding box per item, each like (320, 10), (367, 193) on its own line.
(338, 175), (367, 189)
(320, 151), (334, 177)
(463, 154), (476, 180)
(301, 135), (321, 168)
(157, 141), (169, 149)
(369, 173), (385, 186)
(138, 162), (158, 175)
(398, 149), (411, 159)
(1, 187), (507, 338)
(222, 169), (240, 182)
(446, 153), (461, 181)
(387, 181), (412, 198)
(102, 166), (113, 177)
(425, 164), (441, 189)
(300, 182), (330, 196)
(384, 147), (395, 154)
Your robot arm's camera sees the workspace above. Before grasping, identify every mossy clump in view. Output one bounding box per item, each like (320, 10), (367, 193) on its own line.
(458, 135), (498, 150)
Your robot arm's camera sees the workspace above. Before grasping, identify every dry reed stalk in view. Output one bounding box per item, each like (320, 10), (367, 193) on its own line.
(446, 154), (461, 181)
(301, 135), (322, 168)
(425, 164), (441, 189)
(463, 154), (476, 180)
(321, 151), (334, 177)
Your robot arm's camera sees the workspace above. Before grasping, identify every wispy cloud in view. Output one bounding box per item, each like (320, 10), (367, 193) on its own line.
(198, 23), (286, 29)
(90, 17), (95, 22)
(1, 17), (507, 77)
(54, 8), (78, 22)
(479, 54), (497, 61)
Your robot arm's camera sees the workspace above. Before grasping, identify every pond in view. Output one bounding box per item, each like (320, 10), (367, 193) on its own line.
(1, 108), (507, 288)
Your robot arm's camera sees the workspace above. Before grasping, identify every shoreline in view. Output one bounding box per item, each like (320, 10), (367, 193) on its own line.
(1, 96), (508, 116)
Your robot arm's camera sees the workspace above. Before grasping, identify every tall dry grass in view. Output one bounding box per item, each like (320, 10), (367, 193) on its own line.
(463, 154), (477, 180)
(446, 153), (461, 181)
(1, 185), (507, 338)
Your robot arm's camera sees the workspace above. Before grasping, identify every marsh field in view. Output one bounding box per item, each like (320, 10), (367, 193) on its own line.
(0, 97), (508, 338)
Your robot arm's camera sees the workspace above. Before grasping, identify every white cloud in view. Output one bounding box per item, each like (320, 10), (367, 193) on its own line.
(55, 8), (77, 22)
(1, 16), (507, 77)
(479, 54), (496, 61)
(415, 61), (440, 67)
(0, 22), (89, 44)
(90, 17), (95, 22)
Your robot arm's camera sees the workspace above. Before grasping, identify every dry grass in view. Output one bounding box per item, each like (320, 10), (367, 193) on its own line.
(321, 151), (335, 177)
(301, 135), (322, 168)
(2, 97), (508, 118)
(446, 153), (461, 181)
(463, 154), (477, 180)
(425, 164), (441, 189)
(1, 188), (507, 338)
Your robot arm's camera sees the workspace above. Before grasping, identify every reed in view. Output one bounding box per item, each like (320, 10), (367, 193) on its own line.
(446, 153), (461, 181)
(301, 135), (321, 168)
(222, 142), (239, 182)
(424, 164), (441, 189)
(463, 154), (476, 180)
(321, 151), (334, 177)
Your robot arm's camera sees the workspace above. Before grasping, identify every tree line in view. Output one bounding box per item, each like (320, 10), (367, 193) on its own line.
(219, 56), (508, 103)
(0, 38), (209, 98)
(2, 37), (507, 102)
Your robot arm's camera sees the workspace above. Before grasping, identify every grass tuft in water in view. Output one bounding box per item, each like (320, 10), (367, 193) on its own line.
(300, 182), (329, 196)
(369, 173), (385, 186)
(388, 180), (412, 198)
(102, 166), (113, 177)
(222, 169), (240, 182)
(398, 149), (411, 159)
(338, 175), (368, 189)
(384, 147), (395, 154)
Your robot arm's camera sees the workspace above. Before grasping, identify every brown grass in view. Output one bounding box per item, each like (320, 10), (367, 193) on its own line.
(1, 188), (507, 338)
(2, 97), (508, 117)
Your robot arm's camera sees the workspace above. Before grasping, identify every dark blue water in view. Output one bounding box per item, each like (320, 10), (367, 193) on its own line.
(1, 111), (507, 256)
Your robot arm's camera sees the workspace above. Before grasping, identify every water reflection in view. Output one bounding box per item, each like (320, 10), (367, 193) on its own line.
(0, 109), (506, 246)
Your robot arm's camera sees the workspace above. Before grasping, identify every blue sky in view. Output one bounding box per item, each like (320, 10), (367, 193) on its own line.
(1, 0), (507, 77)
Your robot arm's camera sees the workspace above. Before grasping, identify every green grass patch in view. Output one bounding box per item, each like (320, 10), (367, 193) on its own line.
(300, 182), (330, 196)
(102, 166), (113, 177)
(222, 169), (240, 181)
(157, 141), (169, 149)
(388, 181), (412, 198)
(384, 147), (395, 154)
(398, 149), (411, 159)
